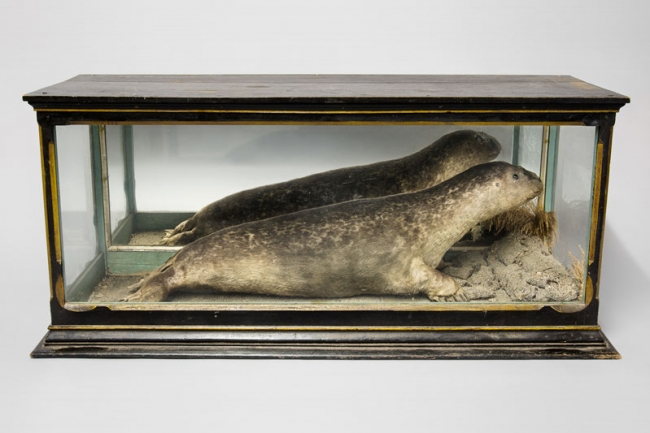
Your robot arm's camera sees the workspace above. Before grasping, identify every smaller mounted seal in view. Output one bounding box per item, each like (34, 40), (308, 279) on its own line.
(161, 130), (502, 245)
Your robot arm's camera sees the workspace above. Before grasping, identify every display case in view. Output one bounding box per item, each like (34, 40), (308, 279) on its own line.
(23, 75), (629, 359)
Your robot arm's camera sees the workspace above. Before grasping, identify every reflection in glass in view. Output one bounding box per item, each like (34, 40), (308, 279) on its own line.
(106, 125), (128, 236)
(54, 125), (99, 291)
(553, 126), (597, 274)
(516, 126), (544, 176)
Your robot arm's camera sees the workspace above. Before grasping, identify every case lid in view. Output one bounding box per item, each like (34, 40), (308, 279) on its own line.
(23, 75), (629, 111)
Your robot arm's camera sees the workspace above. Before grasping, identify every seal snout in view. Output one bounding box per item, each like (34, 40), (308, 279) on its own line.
(517, 167), (544, 198)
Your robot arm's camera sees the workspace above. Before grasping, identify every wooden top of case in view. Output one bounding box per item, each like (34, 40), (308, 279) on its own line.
(23, 75), (629, 111)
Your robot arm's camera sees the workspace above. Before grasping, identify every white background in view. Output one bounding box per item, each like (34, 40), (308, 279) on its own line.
(1, 1), (649, 431)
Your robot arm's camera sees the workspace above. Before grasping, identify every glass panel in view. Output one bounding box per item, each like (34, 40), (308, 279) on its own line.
(54, 125), (100, 296)
(53, 123), (597, 307)
(131, 125), (515, 212)
(517, 126), (544, 176)
(553, 126), (597, 277)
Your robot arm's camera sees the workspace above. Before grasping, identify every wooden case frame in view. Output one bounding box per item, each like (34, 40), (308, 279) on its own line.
(23, 75), (629, 359)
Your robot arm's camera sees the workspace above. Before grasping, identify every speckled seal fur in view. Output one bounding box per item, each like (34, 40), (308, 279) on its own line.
(125, 162), (542, 303)
(161, 130), (501, 245)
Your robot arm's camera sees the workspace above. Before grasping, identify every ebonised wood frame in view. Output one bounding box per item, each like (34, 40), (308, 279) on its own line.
(24, 75), (629, 359)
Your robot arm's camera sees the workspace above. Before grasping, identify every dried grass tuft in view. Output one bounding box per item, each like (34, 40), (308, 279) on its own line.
(480, 201), (558, 248)
(568, 245), (586, 282)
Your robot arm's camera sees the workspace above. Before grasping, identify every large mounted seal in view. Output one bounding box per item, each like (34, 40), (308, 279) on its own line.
(125, 162), (543, 303)
(161, 130), (501, 245)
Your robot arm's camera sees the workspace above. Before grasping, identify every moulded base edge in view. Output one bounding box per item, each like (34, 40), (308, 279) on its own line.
(30, 328), (620, 360)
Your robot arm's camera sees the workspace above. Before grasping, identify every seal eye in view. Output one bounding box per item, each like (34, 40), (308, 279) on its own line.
(513, 173), (519, 180)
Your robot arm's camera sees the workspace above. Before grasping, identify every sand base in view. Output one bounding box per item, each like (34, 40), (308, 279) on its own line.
(441, 232), (581, 302)
(127, 231), (168, 246)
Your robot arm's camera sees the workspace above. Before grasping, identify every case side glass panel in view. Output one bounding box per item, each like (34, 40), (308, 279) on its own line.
(54, 125), (103, 301)
(553, 126), (597, 290)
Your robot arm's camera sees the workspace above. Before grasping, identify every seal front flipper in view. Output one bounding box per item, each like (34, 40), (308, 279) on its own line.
(409, 257), (466, 302)
(431, 288), (469, 302)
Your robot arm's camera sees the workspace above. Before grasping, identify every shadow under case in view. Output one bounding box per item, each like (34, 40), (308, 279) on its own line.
(23, 75), (629, 359)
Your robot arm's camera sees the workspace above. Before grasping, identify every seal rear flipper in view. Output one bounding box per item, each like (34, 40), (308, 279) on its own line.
(120, 282), (169, 303)
(119, 264), (176, 302)
(119, 279), (144, 302)
(160, 226), (198, 246)
(160, 228), (198, 246)
(160, 214), (204, 245)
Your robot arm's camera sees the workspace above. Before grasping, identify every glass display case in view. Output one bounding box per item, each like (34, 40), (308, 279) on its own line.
(23, 75), (629, 358)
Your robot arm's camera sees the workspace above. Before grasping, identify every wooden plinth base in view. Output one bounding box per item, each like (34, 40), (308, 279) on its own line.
(31, 328), (620, 360)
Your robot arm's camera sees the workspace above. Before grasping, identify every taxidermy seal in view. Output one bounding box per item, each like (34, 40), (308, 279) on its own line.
(160, 130), (502, 245)
(124, 162), (543, 303)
